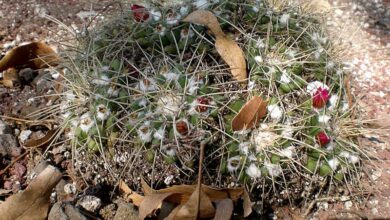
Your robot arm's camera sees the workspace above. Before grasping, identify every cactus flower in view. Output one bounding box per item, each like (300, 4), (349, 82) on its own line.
(131, 4), (149, 22)
(316, 131), (330, 146)
(312, 87), (330, 108)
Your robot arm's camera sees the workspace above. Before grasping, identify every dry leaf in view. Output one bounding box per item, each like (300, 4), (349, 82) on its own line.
(182, 10), (224, 37)
(175, 188), (215, 220)
(0, 68), (20, 88)
(183, 10), (247, 85)
(215, 36), (247, 84)
(243, 189), (253, 217)
(165, 204), (183, 220)
(24, 129), (58, 148)
(0, 42), (59, 72)
(119, 180), (144, 206)
(139, 192), (177, 219)
(0, 165), (62, 220)
(214, 199), (233, 220)
(232, 96), (267, 131)
(128, 143), (248, 219)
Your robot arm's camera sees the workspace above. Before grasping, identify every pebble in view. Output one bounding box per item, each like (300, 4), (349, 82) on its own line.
(371, 169), (382, 181)
(113, 200), (138, 220)
(0, 134), (20, 157)
(344, 201), (353, 209)
(49, 202), (88, 220)
(64, 183), (77, 195)
(77, 195), (102, 213)
(19, 130), (32, 143)
(0, 120), (11, 135)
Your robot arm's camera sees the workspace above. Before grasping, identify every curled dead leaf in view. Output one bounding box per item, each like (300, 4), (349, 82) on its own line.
(183, 10), (247, 85)
(0, 68), (20, 88)
(182, 10), (224, 37)
(214, 199), (234, 220)
(215, 36), (247, 84)
(0, 42), (59, 72)
(139, 192), (176, 219)
(0, 165), (62, 220)
(23, 129), (59, 148)
(175, 188), (215, 220)
(243, 189), (253, 217)
(119, 180), (144, 206)
(232, 96), (267, 131)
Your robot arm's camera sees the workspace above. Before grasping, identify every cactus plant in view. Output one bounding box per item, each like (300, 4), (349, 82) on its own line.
(58, 0), (366, 212)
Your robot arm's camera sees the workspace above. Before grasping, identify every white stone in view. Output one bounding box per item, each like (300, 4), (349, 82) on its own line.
(20, 130), (32, 143)
(77, 195), (101, 212)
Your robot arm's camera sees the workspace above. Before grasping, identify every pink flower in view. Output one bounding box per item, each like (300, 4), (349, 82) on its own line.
(312, 87), (330, 108)
(131, 4), (149, 22)
(316, 131), (330, 146)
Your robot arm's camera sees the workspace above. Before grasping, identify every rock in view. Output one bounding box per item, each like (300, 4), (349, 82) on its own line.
(49, 202), (88, 220)
(64, 183), (77, 195)
(113, 200), (138, 220)
(99, 203), (117, 220)
(19, 130), (32, 143)
(18, 68), (37, 84)
(0, 134), (20, 157)
(77, 195), (102, 213)
(0, 120), (12, 135)
(32, 69), (54, 94)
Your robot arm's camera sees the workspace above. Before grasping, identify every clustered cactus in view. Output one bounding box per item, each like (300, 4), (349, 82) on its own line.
(59, 0), (364, 210)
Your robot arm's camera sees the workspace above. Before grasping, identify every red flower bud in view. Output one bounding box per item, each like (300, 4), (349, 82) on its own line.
(176, 120), (189, 136)
(312, 87), (330, 108)
(316, 131), (330, 146)
(196, 97), (210, 112)
(131, 4), (149, 22)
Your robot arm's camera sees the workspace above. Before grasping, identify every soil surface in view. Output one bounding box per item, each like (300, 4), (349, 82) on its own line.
(0, 0), (389, 219)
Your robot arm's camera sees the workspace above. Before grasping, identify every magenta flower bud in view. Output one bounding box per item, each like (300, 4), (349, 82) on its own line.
(316, 131), (330, 146)
(312, 87), (330, 108)
(131, 4), (149, 22)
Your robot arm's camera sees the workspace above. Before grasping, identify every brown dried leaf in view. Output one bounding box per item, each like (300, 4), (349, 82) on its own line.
(24, 129), (58, 148)
(213, 199), (234, 220)
(215, 36), (247, 84)
(243, 189), (253, 217)
(119, 180), (144, 206)
(0, 68), (20, 88)
(175, 188), (215, 220)
(182, 10), (224, 37)
(0, 165), (62, 220)
(232, 96), (267, 131)
(139, 192), (176, 219)
(0, 42), (59, 72)
(183, 10), (247, 85)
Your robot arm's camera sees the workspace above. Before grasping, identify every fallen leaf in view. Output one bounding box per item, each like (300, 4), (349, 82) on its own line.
(0, 42), (59, 72)
(175, 188), (215, 220)
(215, 36), (247, 84)
(0, 165), (62, 220)
(243, 189), (253, 217)
(183, 10), (247, 85)
(119, 180), (144, 206)
(174, 142), (215, 220)
(24, 129), (59, 148)
(214, 199), (234, 220)
(165, 204), (183, 220)
(127, 143), (248, 219)
(232, 96), (267, 131)
(139, 192), (177, 219)
(182, 10), (224, 37)
(0, 68), (20, 88)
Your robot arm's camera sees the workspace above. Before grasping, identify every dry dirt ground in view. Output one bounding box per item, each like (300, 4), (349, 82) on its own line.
(0, 0), (389, 219)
